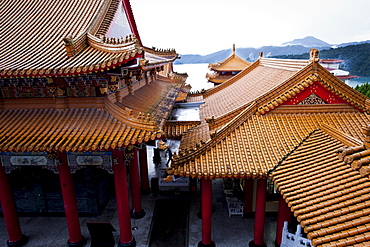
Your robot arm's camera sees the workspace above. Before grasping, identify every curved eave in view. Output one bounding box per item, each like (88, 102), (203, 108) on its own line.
(0, 47), (143, 78)
(208, 54), (251, 71)
(0, 98), (163, 153)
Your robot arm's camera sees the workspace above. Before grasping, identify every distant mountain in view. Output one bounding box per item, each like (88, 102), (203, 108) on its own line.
(176, 45), (319, 64)
(281, 36), (331, 47)
(336, 40), (370, 48)
(273, 43), (370, 76)
(175, 36), (369, 65)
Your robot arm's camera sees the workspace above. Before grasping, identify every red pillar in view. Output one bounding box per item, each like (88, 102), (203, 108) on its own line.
(250, 178), (267, 247)
(243, 178), (254, 217)
(58, 152), (86, 246)
(58, 152), (85, 246)
(113, 149), (136, 247)
(129, 147), (146, 219)
(275, 194), (291, 246)
(138, 146), (150, 194)
(198, 178), (215, 247)
(0, 164), (28, 246)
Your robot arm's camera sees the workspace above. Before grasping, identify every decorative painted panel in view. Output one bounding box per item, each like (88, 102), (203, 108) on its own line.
(283, 82), (346, 105)
(67, 151), (113, 173)
(0, 152), (58, 173)
(297, 93), (327, 105)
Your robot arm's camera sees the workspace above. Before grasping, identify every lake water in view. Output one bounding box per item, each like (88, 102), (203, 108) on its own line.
(174, 63), (370, 91)
(173, 63), (213, 92)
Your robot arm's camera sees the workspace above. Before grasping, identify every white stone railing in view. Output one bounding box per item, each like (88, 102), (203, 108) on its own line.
(281, 221), (312, 247)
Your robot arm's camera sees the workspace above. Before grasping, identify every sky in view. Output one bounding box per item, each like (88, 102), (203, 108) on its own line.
(130, 0), (370, 55)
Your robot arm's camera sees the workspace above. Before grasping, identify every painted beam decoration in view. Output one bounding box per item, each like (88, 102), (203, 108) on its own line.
(0, 152), (58, 173)
(67, 151), (113, 173)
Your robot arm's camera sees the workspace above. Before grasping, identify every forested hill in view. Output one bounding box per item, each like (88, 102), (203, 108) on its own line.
(273, 43), (370, 76)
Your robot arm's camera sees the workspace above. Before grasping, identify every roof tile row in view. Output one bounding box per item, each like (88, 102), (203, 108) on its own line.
(272, 130), (370, 247)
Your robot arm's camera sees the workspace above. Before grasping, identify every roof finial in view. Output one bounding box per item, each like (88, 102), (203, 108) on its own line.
(259, 52), (263, 58)
(309, 48), (319, 63)
(232, 44), (236, 55)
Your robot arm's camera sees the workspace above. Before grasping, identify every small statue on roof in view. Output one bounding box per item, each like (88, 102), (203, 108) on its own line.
(309, 48), (320, 63)
(158, 141), (169, 150)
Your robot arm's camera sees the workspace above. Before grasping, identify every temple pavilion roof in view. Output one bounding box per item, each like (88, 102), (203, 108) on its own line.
(0, 74), (185, 152)
(208, 45), (251, 72)
(0, 0), (177, 78)
(0, 0), (183, 152)
(0, 104), (159, 153)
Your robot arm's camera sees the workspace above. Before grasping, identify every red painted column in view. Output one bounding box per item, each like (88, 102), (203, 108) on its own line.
(275, 194), (291, 246)
(138, 145), (150, 194)
(58, 152), (85, 246)
(198, 178), (215, 247)
(0, 164), (28, 246)
(243, 178), (254, 216)
(250, 178), (267, 247)
(129, 147), (145, 219)
(113, 149), (136, 246)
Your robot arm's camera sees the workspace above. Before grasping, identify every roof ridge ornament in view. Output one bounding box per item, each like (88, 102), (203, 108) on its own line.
(63, 34), (88, 58)
(232, 44), (236, 55)
(309, 48), (320, 63)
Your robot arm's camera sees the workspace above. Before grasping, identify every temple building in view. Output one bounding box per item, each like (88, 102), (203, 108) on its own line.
(319, 59), (359, 84)
(2, 0), (370, 247)
(0, 0), (184, 246)
(206, 44), (251, 85)
(167, 49), (370, 247)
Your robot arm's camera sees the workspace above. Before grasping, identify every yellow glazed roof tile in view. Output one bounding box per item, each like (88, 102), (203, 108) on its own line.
(1, 0), (145, 77)
(208, 53), (251, 72)
(0, 98), (166, 152)
(271, 130), (370, 247)
(169, 112), (370, 179)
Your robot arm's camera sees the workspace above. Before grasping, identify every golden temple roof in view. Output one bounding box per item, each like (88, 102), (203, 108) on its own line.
(0, 74), (185, 152)
(169, 112), (370, 178)
(0, 0), (177, 78)
(208, 45), (251, 72)
(0, 105), (160, 153)
(169, 51), (370, 179)
(1, 0), (140, 77)
(272, 130), (370, 247)
(117, 75), (183, 129)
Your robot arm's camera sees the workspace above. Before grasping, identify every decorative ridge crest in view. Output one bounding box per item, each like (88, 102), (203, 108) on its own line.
(63, 33), (88, 57)
(88, 33), (139, 52)
(143, 46), (177, 56)
(63, 0), (115, 57)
